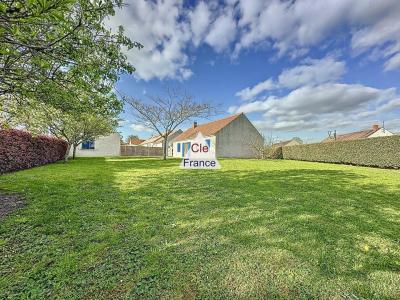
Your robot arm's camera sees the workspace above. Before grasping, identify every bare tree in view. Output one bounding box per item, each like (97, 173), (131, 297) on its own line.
(125, 88), (215, 160)
(248, 133), (266, 159)
(265, 132), (279, 146)
(247, 132), (282, 159)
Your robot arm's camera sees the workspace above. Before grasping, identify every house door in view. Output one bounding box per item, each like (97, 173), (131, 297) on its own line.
(182, 142), (191, 157)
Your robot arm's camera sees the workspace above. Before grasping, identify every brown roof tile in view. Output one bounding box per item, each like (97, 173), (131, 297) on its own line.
(140, 130), (181, 145)
(273, 140), (293, 147)
(140, 135), (163, 145)
(174, 113), (242, 141)
(129, 139), (144, 145)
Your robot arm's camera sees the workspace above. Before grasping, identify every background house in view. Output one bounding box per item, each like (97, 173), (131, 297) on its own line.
(273, 139), (302, 147)
(126, 136), (144, 146)
(140, 130), (183, 156)
(70, 133), (121, 157)
(322, 124), (394, 143)
(172, 113), (262, 158)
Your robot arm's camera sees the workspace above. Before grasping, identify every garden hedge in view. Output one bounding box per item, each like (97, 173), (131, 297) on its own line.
(0, 129), (68, 173)
(263, 146), (283, 159)
(282, 135), (400, 168)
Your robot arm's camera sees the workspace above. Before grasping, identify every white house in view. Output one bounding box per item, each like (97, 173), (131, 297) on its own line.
(322, 124), (394, 143)
(172, 113), (263, 158)
(272, 139), (302, 147)
(140, 130), (182, 156)
(69, 133), (121, 157)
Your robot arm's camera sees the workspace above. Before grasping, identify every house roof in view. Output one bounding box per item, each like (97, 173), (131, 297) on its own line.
(273, 140), (295, 147)
(322, 126), (380, 143)
(140, 135), (162, 145)
(140, 130), (181, 145)
(174, 113), (242, 141)
(129, 139), (144, 145)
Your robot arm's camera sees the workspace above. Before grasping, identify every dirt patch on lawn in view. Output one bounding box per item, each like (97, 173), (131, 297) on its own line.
(0, 191), (25, 220)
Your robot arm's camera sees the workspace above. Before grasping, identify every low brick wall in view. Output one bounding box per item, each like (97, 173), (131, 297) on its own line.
(120, 145), (163, 157)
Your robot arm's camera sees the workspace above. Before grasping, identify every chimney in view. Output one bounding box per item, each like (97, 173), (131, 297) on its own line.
(193, 121), (197, 128)
(372, 124), (380, 131)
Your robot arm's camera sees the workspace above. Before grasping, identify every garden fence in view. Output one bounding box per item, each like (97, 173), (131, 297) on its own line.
(120, 145), (163, 157)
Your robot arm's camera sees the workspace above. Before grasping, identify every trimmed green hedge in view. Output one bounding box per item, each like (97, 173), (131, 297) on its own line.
(263, 146), (283, 159)
(282, 135), (400, 168)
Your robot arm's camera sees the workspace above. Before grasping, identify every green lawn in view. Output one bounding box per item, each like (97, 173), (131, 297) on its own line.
(1, 158), (399, 299)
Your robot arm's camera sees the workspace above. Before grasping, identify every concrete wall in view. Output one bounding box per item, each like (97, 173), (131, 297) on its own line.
(70, 133), (121, 157)
(369, 128), (394, 138)
(216, 114), (263, 158)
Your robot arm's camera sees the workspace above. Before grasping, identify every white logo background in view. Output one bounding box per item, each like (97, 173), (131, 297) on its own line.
(180, 132), (221, 169)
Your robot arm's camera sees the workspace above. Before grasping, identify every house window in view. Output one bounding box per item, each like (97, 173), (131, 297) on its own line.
(82, 140), (95, 150)
(205, 139), (211, 147)
(177, 143), (181, 152)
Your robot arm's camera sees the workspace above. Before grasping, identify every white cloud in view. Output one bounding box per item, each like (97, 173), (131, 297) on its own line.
(264, 84), (388, 116)
(107, 0), (192, 81)
(235, 0), (400, 69)
(228, 100), (272, 114)
(384, 53), (400, 71)
(233, 83), (376, 114)
(235, 79), (276, 101)
(230, 83), (398, 131)
(235, 0), (349, 55)
(107, 1), (236, 80)
(189, 2), (212, 46)
(180, 68), (194, 80)
(278, 57), (346, 89)
(237, 0), (264, 27)
(107, 0), (400, 81)
(235, 56), (346, 101)
(385, 118), (400, 132)
(351, 9), (400, 52)
(205, 10), (237, 52)
(381, 98), (400, 111)
(130, 123), (153, 132)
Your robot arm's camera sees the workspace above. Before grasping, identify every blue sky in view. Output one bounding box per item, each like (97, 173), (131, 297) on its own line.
(109, 0), (400, 143)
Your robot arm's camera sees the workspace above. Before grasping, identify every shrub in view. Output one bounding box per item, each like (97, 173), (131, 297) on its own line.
(282, 136), (400, 168)
(0, 129), (68, 173)
(263, 146), (283, 159)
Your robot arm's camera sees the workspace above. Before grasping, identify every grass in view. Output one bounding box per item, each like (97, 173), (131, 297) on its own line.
(0, 157), (399, 299)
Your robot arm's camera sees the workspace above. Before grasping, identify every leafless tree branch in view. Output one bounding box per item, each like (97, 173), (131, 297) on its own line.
(124, 87), (216, 160)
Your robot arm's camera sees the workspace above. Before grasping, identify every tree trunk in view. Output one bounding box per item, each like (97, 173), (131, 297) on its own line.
(162, 136), (168, 160)
(64, 143), (72, 163)
(72, 144), (77, 159)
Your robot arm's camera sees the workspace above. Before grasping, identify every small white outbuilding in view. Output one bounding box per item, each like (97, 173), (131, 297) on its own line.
(69, 133), (121, 157)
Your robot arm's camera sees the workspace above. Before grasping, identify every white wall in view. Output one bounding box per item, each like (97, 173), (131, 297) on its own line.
(369, 128), (394, 138)
(141, 130), (183, 156)
(142, 142), (162, 147)
(70, 133), (121, 157)
(284, 140), (301, 147)
(216, 114), (263, 158)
